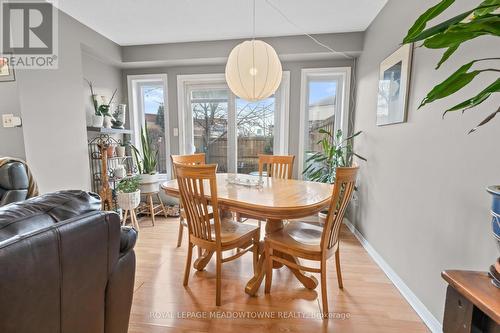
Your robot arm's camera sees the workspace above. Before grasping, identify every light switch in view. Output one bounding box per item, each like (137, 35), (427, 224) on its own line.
(173, 128), (179, 137)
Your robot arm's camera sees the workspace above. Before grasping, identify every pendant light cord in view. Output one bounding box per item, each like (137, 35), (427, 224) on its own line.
(252, 0), (256, 39)
(265, 0), (358, 136)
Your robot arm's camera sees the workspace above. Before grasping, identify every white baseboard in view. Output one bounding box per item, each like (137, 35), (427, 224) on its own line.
(343, 219), (442, 333)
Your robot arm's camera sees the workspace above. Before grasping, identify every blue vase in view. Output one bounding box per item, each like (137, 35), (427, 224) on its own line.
(487, 186), (500, 250)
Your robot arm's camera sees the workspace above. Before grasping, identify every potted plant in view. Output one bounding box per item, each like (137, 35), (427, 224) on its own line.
(116, 142), (127, 158)
(116, 175), (141, 211)
(303, 129), (366, 224)
(402, 0), (499, 286)
(98, 90), (117, 129)
(86, 80), (104, 127)
(131, 123), (160, 193)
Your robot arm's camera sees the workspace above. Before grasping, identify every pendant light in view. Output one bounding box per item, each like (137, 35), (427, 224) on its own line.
(225, 0), (282, 102)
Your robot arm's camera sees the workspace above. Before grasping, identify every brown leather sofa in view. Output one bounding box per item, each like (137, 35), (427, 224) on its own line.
(0, 190), (137, 333)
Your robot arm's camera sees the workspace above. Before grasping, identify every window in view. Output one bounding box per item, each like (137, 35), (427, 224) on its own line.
(127, 74), (170, 177)
(178, 72), (290, 175)
(298, 68), (351, 178)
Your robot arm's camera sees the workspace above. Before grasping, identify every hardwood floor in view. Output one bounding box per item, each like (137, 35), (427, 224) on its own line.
(128, 217), (430, 333)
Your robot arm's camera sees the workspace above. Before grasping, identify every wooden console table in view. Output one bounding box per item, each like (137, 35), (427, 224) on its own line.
(442, 270), (499, 333)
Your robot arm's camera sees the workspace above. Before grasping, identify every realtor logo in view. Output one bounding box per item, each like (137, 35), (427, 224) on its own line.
(0, 0), (58, 69)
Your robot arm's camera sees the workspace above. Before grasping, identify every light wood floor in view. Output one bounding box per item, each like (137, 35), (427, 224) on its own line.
(128, 217), (430, 333)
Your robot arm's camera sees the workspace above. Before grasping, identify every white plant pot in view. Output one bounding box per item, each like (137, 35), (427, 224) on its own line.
(116, 146), (126, 157)
(92, 114), (104, 127)
(138, 173), (160, 193)
(103, 115), (113, 128)
(117, 190), (141, 210)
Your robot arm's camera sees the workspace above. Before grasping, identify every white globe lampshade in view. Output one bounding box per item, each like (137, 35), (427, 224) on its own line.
(225, 40), (282, 102)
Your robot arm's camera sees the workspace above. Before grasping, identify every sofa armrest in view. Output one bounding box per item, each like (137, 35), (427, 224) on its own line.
(119, 226), (137, 257)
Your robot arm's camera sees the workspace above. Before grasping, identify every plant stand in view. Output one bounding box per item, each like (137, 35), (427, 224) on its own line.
(122, 208), (140, 231)
(137, 191), (168, 226)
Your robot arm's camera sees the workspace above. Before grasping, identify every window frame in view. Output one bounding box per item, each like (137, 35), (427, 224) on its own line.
(298, 67), (351, 178)
(177, 72), (290, 173)
(127, 73), (171, 179)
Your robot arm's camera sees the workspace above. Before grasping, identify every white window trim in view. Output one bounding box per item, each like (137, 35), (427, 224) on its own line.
(298, 67), (351, 178)
(127, 73), (171, 179)
(177, 72), (291, 169)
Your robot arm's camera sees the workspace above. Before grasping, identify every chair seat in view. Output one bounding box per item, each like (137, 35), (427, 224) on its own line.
(213, 220), (259, 247)
(265, 221), (325, 255)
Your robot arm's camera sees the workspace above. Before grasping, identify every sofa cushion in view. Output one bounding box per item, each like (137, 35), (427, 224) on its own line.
(0, 190), (101, 243)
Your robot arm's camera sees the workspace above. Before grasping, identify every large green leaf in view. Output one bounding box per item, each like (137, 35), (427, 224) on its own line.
(423, 16), (500, 49)
(444, 78), (500, 114)
(468, 105), (500, 133)
(403, 0), (456, 43)
(474, 0), (500, 16)
(419, 61), (483, 108)
(436, 44), (460, 69)
(404, 11), (472, 44)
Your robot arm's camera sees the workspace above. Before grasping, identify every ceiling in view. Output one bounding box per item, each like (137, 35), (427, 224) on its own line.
(55, 0), (387, 46)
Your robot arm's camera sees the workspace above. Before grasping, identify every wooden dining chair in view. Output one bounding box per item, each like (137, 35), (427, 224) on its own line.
(171, 153), (207, 249)
(264, 166), (359, 317)
(258, 154), (295, 179)
(174, 163), (260, 306)
(237, 154), (296, 226)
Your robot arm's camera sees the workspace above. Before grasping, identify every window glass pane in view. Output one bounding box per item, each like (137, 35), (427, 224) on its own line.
(236, 97), (275, 174)
(191, 88), (229, 172)
(141, 84), (167, 173)
(304, 79), (337, 179)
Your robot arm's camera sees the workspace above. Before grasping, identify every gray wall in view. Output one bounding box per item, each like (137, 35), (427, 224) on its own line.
(0, 79), (25, 159)
(353, 0), (499, 323)
(122, 58), (354, 178)
(15, 11), (121, 193)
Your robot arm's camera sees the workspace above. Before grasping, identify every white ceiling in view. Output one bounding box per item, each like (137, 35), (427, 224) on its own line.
(56, 0), (387, 46)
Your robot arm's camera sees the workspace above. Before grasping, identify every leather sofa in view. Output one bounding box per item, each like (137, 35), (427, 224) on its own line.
(0, 161), (29, 206)
(0, 190), (137, 333)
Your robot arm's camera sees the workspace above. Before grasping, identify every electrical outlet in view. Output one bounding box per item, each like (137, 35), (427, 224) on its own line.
(2, 114), (22, 128)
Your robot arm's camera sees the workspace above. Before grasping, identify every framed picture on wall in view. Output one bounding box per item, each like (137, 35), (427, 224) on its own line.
(0, 56), (15, 82)
(376, 44), (413, 126)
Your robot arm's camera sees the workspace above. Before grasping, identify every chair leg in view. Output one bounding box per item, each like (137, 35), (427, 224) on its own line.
(176, 220), (184, 247)
(335, 248), (343, 289)
(264, 243), (273, 294)
(320, 259), (329, 318)
(183, 242), (193, 286)
(197, 246), (202, 257)
(216, 251), (222, 306)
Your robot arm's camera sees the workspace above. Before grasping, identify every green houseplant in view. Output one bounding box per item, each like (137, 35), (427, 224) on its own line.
(116, 176), (141, 211)
(131, 124), (160, 193)
(401, 0), (499, 133)
(303, 129), (366, 183)
(303, 129), (366, 223)
(404, 0), (500, 287)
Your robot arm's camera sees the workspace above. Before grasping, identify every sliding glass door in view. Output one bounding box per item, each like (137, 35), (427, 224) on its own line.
(178, 73), (289, 174)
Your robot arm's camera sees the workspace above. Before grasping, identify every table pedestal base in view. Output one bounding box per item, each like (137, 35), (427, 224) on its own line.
(245, 218), (318, 296)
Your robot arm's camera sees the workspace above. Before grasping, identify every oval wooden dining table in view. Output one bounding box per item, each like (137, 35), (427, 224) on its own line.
(161, 173), (333, 296)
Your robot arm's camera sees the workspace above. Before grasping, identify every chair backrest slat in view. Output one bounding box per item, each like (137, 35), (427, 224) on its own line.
(258, 154), (295, 179)
(171, 153), (206, 177)
(174, 163), (221, 245)
(321, 166), (359, 252)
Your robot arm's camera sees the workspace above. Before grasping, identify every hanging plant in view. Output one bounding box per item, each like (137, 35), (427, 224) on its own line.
(402, 0), (500, 133)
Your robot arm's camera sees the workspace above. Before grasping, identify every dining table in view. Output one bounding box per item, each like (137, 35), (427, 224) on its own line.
(161, 173), (333, 296)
